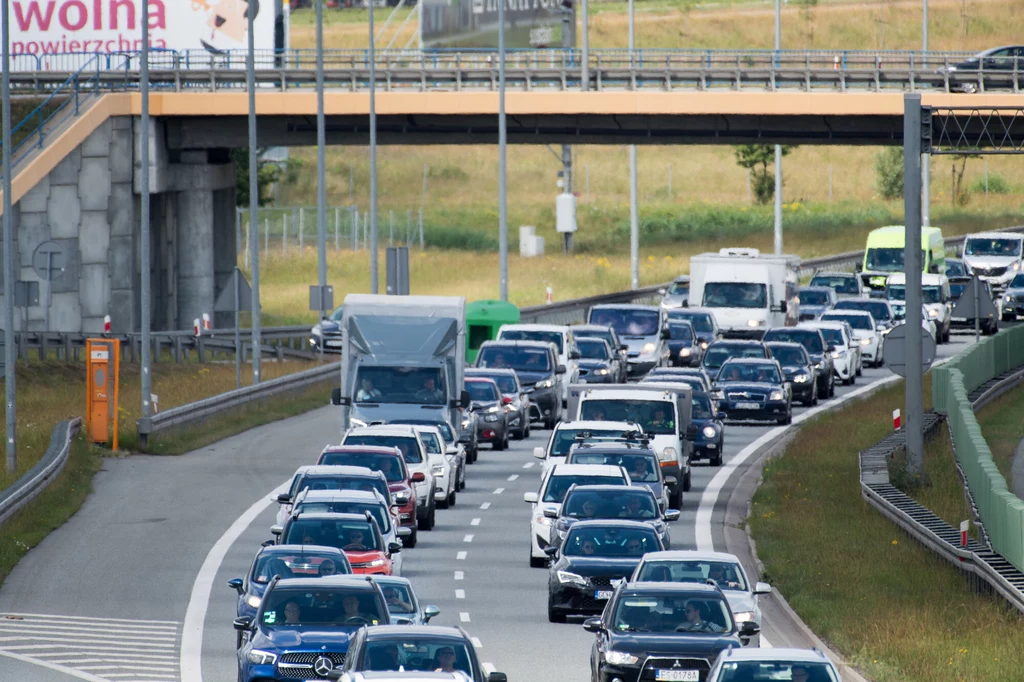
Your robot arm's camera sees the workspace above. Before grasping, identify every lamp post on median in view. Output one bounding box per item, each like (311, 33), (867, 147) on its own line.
(498, 0), (509, 301)
(2, 0), (16, 471)
(773, 0), (783, 256)
(247, 0), (262, 383)
(629, 0), (639, 290)
(140, 0), (154, 425)
(316, 0), (327, 319)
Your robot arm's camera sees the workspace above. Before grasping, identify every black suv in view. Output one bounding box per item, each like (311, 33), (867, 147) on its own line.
(551, 484), (678, 550)
(699, 340), (771, 383)
(585, 582), (758, 682)
(338, 624), (507, 682)
(475, 339), (565, 429)
(762, 327), (835, 400)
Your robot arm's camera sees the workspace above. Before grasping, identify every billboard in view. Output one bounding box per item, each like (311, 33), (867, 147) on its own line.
(5, 0), (276, 67)
(420, 0), (570, 50)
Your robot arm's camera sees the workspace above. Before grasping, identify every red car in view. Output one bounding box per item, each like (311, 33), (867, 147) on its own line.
(277, 511), (399, 576)
(317, 445), (416, 542)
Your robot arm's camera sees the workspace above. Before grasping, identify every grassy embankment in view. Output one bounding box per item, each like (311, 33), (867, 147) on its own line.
(750, 377), (1024, 682)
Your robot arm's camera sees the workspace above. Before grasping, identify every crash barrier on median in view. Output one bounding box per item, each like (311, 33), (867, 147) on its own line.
(136, 362), (340, 447)
(0, 418), (81, 526)
(932, 324), (1024, 574)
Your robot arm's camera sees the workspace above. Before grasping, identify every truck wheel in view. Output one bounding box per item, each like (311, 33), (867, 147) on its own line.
(547, 600), (567, 623)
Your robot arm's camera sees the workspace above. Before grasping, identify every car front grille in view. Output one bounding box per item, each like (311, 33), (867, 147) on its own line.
(641, 656), (711, 681)
(578, 368), (590, 376)
(727, 392), (767, 401)
(278, 651), (347, 680)
(978, 266), (1007, 277)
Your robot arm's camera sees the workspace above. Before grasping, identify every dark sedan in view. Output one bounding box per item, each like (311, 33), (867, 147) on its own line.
(797, 287), (836, 321)
(310, 304), (344, 353)
(944, 46), (1024, 93)
(546, 520), (665, 622)
(762, 327), (835, 400)
(700, 339), (771, 383)
(765, 341), (818, 407)
(465, 377), (510, 450)
(575, 337), (621, 384)
(1000, 273), (1024, 321)
(690, 391), (725, 467)
(574, 324), (629, 382)
(475, 340), (564, 429)
(667, 308), (720, 350)
(713, 358), (792, 425)
(666, 319), (704, 367)
(466, 367), (531, 440)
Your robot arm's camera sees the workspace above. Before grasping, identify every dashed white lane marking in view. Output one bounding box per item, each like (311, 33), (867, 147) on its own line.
(480, 502), (491, 510)
(454, 571), (465, 580)
(0, 649), (109, 682)
(522, 462), (534, 469)
(456, 551), (467, 560)
(455, 590), (465, 599)
(471, 637), (483, 649)
(483, 662), (496, 675)
(460, 612), (471, 623)
(463, 534), (475, 543)
(507, 474), (519, 481)
(471, 518), (481, 526)
(493, 488), (505, 495)
(761, 634), (773, 648)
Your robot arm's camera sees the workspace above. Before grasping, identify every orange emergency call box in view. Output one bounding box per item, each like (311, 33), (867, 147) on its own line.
(86, 339), (121, 451)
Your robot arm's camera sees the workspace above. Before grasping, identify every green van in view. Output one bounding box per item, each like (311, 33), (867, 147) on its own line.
(465, 300), (520, 363)
(858, 225), (945, 295)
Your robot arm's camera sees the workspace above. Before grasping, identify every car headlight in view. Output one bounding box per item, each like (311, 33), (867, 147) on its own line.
(557, 570), (587, 585)
(349, 418), (367, 428)
(246, 595), (262, 609)
(595, 368), (610, 375)
(702, 425), (717, 438)
(484, 414), (499, 422)
(642, 342), (657, 354)
(366, 558), (387, 567)
(927, 309), (938, 319)
(660, 447), (677, 462)
(487, 406), (501, 413)
(769, 390), (784, 401)
(432, 465), (446, 476)
(605, 651), (640, 666)
(1013, 261), (1020, 271)
(793, 373), (809, 383)
(860, 337), (871, 345)
(733, 611), (756, 623)
(831, 350), (845, 359)
(747, 319), (763, 328)
(535, 379), (554, 389)
(711, 390), (724, 400)
(535, 514), (552, 527)
(700, 341), (709, 350)
(679, 348), (691, 357)
(248, 649), (278, 665)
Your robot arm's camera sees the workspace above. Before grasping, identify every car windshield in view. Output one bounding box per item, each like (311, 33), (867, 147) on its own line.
(295, 502), (391, 534)
(763, 329), (823, 353)
(498, 329), (564, 353)
(590, 308), (661, 337)
(472, 373), (518, 393)
(564, 526), (661, 557)
(318, 452), (405, 482)
(635, 560), (748, 591)
(564, 489), (658, 519)
(576, 328), (617, 348)
(343, 435), (423, 464)
(283, 519), (381, 552)
(542, 475), (627, 503)
(692, 393), (715, 419)
(477, 346), (552, 372)
(798, 290), (831, 306)
(261, 588), (386, 627)
(950, 282), (969, 299)
(809, 275), (860, 295)
(380, 584), (417, 614)
(703, 345), (766, 369)
(577, 338), (612, 360)
(669, 311), (714, 333)
(613, 594), (734, 634)
(354, 367), (447, 405)
(718, 363), (782, 384)
(361, 639), (474, 676)
(551, 429), (632, 457)
(326, 306), (344, 322)
(579, 400), (677, 435)
(466, 381), (500, 402)
(703, 282), (768, 309)
(834, 300), (892, 323)
(668, 281), (689, 295)
(965, 238), (1022, 257)
(418, 432), (443, 455)
(947, 260), (968, 277)
(292, 475), (389, 500)
(716, 661), (840, 681)
(813, 327), (845, 347)
(887, 285), (942, 304)
(821, 313), (873, 331)
(568, 452), (660, 482)
(391, 419), (456, 444)
(668, 323), (694, 341)
(252, 552), (351, 583)
(767, 346), (808, 366)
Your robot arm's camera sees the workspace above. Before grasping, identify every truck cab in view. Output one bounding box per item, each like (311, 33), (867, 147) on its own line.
(859, 225), (946, 296)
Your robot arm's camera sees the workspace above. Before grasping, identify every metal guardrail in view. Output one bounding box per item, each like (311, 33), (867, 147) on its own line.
(136, 362), (339, 445)
(0, 418), (81, 526)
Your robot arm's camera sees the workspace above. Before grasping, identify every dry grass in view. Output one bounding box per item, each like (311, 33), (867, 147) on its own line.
(912, 428), (978, 538)
(976, 382), (1024, 488)
(750, 378), (1024, 682)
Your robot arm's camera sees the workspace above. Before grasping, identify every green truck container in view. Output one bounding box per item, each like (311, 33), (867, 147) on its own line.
(465, 300), (520, 363)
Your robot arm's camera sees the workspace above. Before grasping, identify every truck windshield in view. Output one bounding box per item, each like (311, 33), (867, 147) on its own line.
(965, 238), (1022, 257)
(499, 329), (564, 353)
(579, 400), (677, 435)
(477, 347), (552, 372)
(590, 309), (660, 337)
(887, 285), (942, 304)
(798, 290), (830, 306)
(354, 367), (446, 405)
(866, 248), (928, 272)
(702, 283), (767, 309)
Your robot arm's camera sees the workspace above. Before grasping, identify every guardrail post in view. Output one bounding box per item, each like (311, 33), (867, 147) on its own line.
(38, 333), (47, 361)
(197, 336), (206, 363)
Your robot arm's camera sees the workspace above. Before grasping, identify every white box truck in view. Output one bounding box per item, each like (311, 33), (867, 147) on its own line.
(688, 248), (801, 338)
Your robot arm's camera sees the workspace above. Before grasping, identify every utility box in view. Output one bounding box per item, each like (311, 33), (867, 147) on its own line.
(556, 193), (577, 233)
(386, 247), (410, 295)
(86, 338), (121, 450)
(519, 226), (545, 257)
(465, 299), (520, 364)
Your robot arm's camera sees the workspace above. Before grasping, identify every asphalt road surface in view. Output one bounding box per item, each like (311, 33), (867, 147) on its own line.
(0, 333), (979, 682)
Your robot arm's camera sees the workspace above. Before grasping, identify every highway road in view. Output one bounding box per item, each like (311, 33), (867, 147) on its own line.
(0, 333), (980, 682)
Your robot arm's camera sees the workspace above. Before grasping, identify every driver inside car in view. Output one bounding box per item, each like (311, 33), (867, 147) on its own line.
(346, 529), (368, 548)
(341, 594), (365, 622)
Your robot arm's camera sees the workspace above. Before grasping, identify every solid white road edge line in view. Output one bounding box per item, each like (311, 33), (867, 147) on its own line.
(694, 374), (902, 552)
(180, 479), (290, 682)
(0, 649), (111, 682)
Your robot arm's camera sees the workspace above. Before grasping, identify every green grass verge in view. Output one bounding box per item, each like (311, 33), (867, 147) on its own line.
(750, 379), (1024, 682)
(908, 428), (979, 542)
(977, 383), (1024, 487)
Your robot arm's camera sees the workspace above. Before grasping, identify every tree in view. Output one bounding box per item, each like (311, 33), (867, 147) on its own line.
(233, 148), (282, 208)
(734, 144), (793, 205)
(874, 147), (904, 200)
(951, 153), (980, 207)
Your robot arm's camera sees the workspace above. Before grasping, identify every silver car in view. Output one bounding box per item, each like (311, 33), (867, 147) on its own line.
(631, 550), (772, 647)
(660, 276), (690, 309)
(708, 647), (842, 681)
(373, 575), (441, 625)
(466, 367), (531, 440)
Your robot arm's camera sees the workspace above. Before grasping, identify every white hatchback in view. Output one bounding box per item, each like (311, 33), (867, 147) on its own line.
(819, 310), (883, 367)
(800, 321), (861, 385)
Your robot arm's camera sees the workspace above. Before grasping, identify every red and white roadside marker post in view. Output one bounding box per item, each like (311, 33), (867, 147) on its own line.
(202, 313), (212, 332)
(103, 315), (111, 334)
(545, 286), (553, 305)
(193, 318), (201, 337)
(893, 408), (902, 431)
(959, 519), (970, 562)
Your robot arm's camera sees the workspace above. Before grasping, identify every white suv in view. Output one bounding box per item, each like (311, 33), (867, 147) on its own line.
(800, 321), (861, 385)
(532, 420), (639, 472)
(819, 310), (883, 368)
(411, 425), (456, 510)
(886, 272), (952, 343)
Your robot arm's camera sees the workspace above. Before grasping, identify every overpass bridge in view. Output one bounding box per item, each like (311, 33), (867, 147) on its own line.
(1, 48), (1023, 337)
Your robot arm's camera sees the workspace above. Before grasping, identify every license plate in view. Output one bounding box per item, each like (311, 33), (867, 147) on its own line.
(952, 317), (966, 322)
(326, 339), (342, 347)
(594, 590), (613, 600)
(735, 401), (759, 409)
(656, 671), (699, 682)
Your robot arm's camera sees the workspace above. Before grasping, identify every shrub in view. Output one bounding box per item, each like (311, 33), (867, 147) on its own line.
(874, 147), (904, 200)
(969, 173), (1012, 195)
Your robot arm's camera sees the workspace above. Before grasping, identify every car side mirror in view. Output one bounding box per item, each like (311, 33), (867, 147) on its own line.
(619, 344), (629, 351)
(423, 605), (441, 622)
(397, 526), (412, 537)
(487, 673), (509, 682)
(543, 545), (559, 556)
(780, 300), (788, 313)
(826, 345), (836, 353)
(543, 508), (558, 519)
(460, 390), (472, 408)
(556, 364), (567, 375)
(855, 262), (863, 273)
(388, 541), (403, 554)
(524, 492), (539, 503)
(533, 447), (545, 460)
(411, 472), (426, 483)
(270, 525), (283, 536)
(569, 350), (581, 360)
(683, 423), (698, 441)
(582, 617), (605, 633)
(849, 341), (858, 349)
(739, 621), (761, 636)
(227, 577), (244, 594)
(330, 388), (350, 406)
(664, 509), (681, 522)
(660, 328), (671, 340)
(276, 493), (291, 504)
(754, 582), (772, 594)
(260, 539), (275, 548)
(658, 288), (667, 295)
(233, 616), (255, 632)
(664, 475), (678, 485)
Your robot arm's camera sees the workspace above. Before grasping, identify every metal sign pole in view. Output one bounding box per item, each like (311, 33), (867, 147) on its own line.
(498, 0), (508, 301)
(44, 252), (52, 332)
(234, 268), (241, 389)
(903, 94), (924, 476)
(248, 0), (262, 383)
(369, 2), (379, 294)
(2, 0), (16, 472)
(773, 0), (783, 256)
(140, 1), (153, 424)
(974, 277), (981, 343)
(628, 0), (638, 290)
(316, 0), (327, 324)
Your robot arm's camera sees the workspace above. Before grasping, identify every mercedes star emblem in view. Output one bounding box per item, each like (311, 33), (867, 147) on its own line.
(313, 656), (334, 676)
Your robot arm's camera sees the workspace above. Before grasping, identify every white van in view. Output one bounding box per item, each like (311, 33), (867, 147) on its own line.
(885, 273), (952, 343)
(962, 231), (1024, 294)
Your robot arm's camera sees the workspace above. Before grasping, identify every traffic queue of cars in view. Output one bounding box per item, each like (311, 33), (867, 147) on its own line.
(228, 419), (509, 682)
